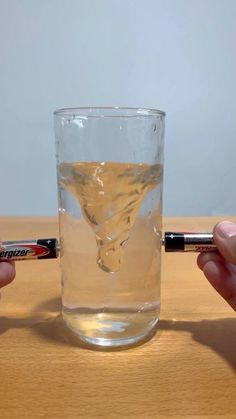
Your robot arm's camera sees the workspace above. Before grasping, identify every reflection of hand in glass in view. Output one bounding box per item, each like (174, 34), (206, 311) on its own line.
(197, 221), (236, 311)
(0, 259), (15, 288)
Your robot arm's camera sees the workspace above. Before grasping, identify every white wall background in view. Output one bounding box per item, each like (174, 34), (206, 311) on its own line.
(0, 0), (235, 216)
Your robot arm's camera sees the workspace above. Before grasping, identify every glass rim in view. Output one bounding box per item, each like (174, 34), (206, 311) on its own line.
(53, 106), (165, 118)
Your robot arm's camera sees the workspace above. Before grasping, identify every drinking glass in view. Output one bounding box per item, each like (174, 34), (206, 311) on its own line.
(54, 107), (165, 348)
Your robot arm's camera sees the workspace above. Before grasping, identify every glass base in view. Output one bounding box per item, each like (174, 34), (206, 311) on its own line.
(62, 309), (160, 349)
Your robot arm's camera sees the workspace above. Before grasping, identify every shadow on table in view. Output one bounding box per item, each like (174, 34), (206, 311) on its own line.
(36, 315), (236, 365)
(160, 318), (236, 370)
(35, 296), (62, 312)
(0, 295), (61, 340)
(0, 297), (235, 366)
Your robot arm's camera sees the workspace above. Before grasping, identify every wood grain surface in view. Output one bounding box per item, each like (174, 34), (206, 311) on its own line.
(0, 217), (235, 419)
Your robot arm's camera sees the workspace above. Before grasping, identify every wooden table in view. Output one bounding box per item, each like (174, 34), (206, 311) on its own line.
(0, 217), (235, 418)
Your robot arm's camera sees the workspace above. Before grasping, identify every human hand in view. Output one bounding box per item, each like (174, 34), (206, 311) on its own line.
(0, 245), (16, 288)
(197, 221), (236, 311)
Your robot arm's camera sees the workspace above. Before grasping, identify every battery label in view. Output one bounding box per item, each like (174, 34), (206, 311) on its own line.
(0, 239), (58, 261)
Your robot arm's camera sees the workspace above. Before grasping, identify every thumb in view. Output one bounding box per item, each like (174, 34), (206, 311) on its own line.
(214, 221), (236, 265)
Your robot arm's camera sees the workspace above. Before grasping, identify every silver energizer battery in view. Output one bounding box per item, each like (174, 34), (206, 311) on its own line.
(0, 239), (59, 261)
(163, 232), (216, 252)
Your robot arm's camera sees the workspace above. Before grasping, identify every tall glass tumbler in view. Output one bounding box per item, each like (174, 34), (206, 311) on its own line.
(54, 107), (165, 348)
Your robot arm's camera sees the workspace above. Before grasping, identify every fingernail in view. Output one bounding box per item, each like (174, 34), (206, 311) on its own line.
(216, 221), (236, 239)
